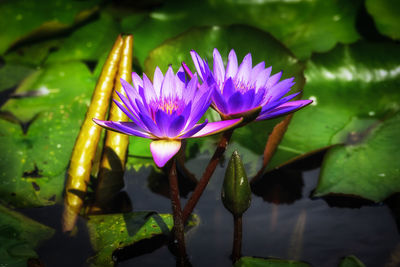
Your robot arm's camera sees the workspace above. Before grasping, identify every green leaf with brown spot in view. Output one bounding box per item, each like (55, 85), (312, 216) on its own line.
(0, 62), (95, 207)
(270, 41), (400, 202)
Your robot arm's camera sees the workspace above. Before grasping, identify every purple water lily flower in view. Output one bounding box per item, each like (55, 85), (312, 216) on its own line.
(185, 48), (312, 121)
(93, 66), (242, 167)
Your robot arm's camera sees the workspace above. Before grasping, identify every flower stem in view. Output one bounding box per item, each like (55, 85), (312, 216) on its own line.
(168, 158), (188, 266)
(182, 130), (234, 223)
(232, 215), (243, 263)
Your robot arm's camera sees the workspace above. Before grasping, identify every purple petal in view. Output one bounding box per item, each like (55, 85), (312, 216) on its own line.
(182, 61), (194, 79)
(213, 48), (225, 84)
(225, 49), (238, 79)
(180, 102), (192, 131)
(256, 100), (312, 121)
(115, 90), (135, 113)
(253, 88), (266, 107)
(161, 66), (175, 98)
(236, 53), (252, 82)
(175, 66), (186, 93)
(223, 77), (235, 98)
(179, 120), (208, 138)
(186, 90), (212, 129)
(190, 118), (242, 138)
(254, 67), (272, 89)
(168, 115), (185, 137)
(138, 112), (162, 137)
(227, 91), (244, 114)
(212, 88), (229, 114)
(250, 61), (265, 85)
(132, 72), (143, 91)
(241, 89), (256, 110)
(155, 109), (169, 136)
(137, 87), (151, 113)
(112, 99), (146, 129)
(266, 77), (295, 103)
(153, 67), (164, 97)
(93, 119), (152, 138)
(142, 73), (157, 102)
(260, 91), (301, 115)
(265, 71), (282, 89)
(150, 140), (182, 167)
(190, 50), (207, 82)
(135, 98), (152, 119)
(120, 78), (140, 104)
(177, 69), (187, 86)
(183, 74), (198, 103)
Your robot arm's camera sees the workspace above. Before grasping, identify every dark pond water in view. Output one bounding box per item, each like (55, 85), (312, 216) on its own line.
(21, 153), (400, 267)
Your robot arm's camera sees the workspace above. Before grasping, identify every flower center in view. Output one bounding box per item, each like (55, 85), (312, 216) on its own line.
(160, 98), (179, 114)
(235, 80), (254, 94)
(150, 97), (184, 119)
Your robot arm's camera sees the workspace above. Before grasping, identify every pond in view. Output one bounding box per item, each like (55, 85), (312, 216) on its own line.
(21, 152), (400, 266)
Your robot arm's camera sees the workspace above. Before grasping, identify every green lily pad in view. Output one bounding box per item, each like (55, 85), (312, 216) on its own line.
(0, 0), (101, 54)
(366, 0), (400, 40)
(0, 62), (96, 207)
(45, 13), (120, 63)
(316, 112), (400, 202)
(270, 42), (400, 202)
(3, 39), (63, 67)
(124, 0), (361, 64)
(144, 24), (305, 176)
(339, 255), (366, 267)
(234, 257), (311, 267)
(87, 211), (198, 266)
(0, 204), (54, 266)
(0, 63), (34, 92)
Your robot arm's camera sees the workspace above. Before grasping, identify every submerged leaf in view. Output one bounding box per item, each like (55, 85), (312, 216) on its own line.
(234, 257), (311, 267)
(339, 255), (366, 267)
(87, 211), (198, 266)
(0, 204), (54, 266)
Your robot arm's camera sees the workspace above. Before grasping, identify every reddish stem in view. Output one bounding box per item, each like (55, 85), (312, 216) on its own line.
(168, 158), (188, 266)
(182, 130), (234, 223)
(232, 215), (243, 263)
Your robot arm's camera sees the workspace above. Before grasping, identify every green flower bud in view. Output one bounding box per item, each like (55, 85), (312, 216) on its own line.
(221, 150), (251, 216)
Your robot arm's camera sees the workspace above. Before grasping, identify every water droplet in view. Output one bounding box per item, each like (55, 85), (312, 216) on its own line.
(309, 96), (317, 106)
(333, 15), (341, 21)
(368, 111), (375, 116)
(378, 173), (386, 177)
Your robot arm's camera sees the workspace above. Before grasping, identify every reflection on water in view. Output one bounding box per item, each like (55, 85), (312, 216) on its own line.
(20, 153), (400, 267)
